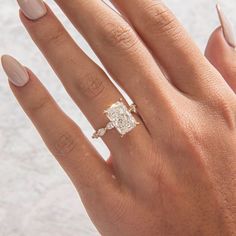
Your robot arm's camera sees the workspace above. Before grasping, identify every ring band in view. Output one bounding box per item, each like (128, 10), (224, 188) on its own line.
(92, 100), (139, 139)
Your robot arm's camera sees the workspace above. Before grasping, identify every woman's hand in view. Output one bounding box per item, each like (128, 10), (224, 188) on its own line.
(2, 1), (236, 235)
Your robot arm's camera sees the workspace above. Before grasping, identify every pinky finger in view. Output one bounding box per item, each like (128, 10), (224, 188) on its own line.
(1, 55), (121, 230)
(205, 27), (236, 93)
(205, 5), (236, 92)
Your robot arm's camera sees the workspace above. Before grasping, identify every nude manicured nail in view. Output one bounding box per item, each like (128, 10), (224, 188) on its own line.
(216, 3), (236, 48)
(1, 55), (29, 87)
(17, 0), (47, 20)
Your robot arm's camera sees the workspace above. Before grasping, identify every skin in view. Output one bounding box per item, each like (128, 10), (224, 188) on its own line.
(5, 1), (236, 235)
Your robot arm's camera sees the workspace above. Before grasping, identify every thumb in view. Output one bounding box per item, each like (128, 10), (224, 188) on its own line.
(205, 4), (236, 92)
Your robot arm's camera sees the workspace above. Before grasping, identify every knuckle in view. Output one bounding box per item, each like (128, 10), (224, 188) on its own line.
(102, 22), (139, 51)
(27, 95), (53, 114)
(218, 101), (235, 128)
(144, 2), (180, 36)
(53, 132), (78, 158)
(174, 120), (207, 162)
(167, 110), (204, 154)
(207, 91), (236, 129)
(42, 26), (67, 47)
(75, 71), (105, 99)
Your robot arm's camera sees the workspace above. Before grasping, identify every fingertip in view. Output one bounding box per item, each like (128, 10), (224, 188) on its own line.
(205, 27), (227, 58)
(1, 54), (30, 87)
(205, 26), (236, 68)
(1, 54), (9, 69)
(19, 9), (27, 23)
(216, 3), (236, 48)
(19, 3), (50, 28)
(17, 0), (47, 21)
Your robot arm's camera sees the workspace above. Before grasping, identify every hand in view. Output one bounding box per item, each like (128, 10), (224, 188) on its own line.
(2, 1), (236, 235)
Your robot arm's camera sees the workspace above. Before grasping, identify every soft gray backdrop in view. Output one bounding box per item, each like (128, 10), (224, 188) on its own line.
(0, 0), (235, 235)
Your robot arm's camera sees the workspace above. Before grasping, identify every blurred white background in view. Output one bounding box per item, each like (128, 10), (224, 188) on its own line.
(0, 0), (235, 235)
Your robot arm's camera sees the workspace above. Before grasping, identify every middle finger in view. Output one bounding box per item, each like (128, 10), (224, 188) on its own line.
(54, 0), (179, 129)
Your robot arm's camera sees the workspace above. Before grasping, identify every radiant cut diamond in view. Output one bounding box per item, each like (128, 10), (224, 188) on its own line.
(105, 101), (137, 136)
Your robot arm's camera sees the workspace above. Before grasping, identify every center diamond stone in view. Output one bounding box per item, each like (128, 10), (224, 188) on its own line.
(105, 101), (137, 136)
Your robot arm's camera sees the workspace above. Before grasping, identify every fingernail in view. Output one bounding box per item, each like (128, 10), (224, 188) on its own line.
(1, 55), (29, 87)
(216, 3), (236, 48)
(17, 0), (47, 20)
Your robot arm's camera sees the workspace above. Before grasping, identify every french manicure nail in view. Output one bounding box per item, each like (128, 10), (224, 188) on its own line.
(17, 0), (47, 20)
(1, 55), (29, 87)
(216, 3), (236, 48)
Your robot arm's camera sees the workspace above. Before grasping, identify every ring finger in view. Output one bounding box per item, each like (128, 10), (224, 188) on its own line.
(18, 3), (151, 182)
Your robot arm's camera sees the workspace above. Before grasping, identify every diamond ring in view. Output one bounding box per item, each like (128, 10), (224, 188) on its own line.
(92, 100), (139, 139)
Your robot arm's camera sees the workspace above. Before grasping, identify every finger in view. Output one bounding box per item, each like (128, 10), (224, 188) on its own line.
(205, 28), (236, 92)
(205, 5), (236, 92)
(110, 0), (227, 95)
(18, 4), (149, 153)
(18, 4), (153, 185)
(1, 55), (121, 228)
(53, 0), (178, 127)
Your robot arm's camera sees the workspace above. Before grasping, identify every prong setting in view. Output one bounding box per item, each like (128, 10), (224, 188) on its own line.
(93, 100), (139, 139)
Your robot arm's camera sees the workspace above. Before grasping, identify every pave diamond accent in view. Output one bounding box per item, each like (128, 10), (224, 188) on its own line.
(96, 128), (106, 136)
(106, 122), (114, 130)
(105, 101), (137, 136)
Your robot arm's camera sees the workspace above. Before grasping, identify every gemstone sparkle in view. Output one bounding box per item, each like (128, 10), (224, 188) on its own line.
(105, 101), (137, 136)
